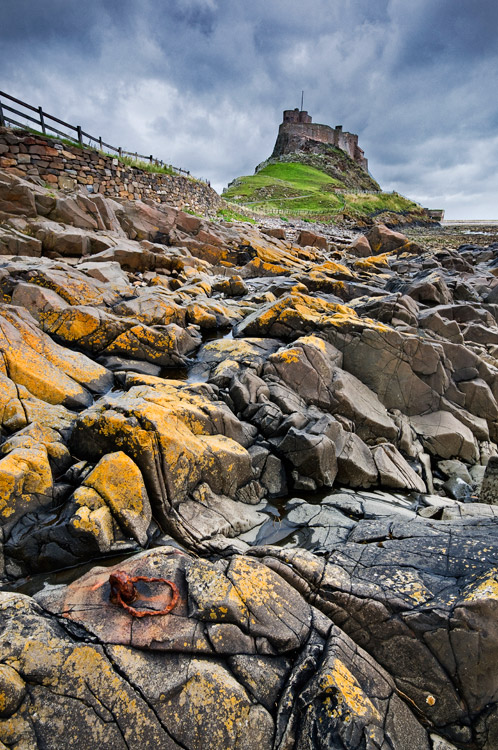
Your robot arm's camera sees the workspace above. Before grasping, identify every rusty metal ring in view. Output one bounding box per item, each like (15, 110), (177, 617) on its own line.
(109, 572), (179, 617)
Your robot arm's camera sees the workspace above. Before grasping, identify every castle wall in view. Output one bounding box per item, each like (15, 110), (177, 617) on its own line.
(0, 127), (221, 215)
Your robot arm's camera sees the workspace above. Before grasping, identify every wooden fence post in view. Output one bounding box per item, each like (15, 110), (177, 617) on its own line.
(38, 106), (46, 134)
(118, 147), (122, 157)
(99, 136), (102, 150)
(76, 125), (82, 144)
(0, 100), (4, 128)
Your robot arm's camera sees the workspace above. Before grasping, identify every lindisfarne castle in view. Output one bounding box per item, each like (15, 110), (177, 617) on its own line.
(271, 108), (368, 172)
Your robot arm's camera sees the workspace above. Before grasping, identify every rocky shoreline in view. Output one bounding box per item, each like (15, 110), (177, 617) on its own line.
(1, 168), (498, 748)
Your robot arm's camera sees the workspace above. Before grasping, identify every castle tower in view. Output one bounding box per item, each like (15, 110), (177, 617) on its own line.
(282, 108), (312, 125)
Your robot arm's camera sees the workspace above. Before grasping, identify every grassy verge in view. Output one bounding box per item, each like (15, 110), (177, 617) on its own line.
(224, 161), (426, 223)
(117, 155), (175, 175)
(216, 207), (256, 223)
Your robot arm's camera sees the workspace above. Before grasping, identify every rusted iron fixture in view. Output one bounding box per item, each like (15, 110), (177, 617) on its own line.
(109, 571), (179, 617)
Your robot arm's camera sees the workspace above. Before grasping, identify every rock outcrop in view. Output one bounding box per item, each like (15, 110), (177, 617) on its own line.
(0, 169), (498, 748)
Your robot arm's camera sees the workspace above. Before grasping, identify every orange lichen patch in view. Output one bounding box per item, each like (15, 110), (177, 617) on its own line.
(0, 372), (26, 432)
(322, 310), (392, 333)
(244, 257), (291, 276)
(4, 343), (87, 407)
(259, 293), (355, 326)
(42, 305), (196, 366)
(320, 659), (381, 720)
(211, 359), (241, 380)
(76, 379), (253, 503)
(186, 304), (217, 328)
(185, 299), (243, 328)
(296, 334), (329, 353)
(353, 253), (391, 271)
(31, 268), (110, 306)
(0, 444), (52, 522)
(0, 306), (109, 405)
(312, 260), (354, 278)
(272, 347), (302, 364)
(70, 503), (114, 552)
(84, 451), (147, 516)
(82, 451), (151, 545)
(200, 337), (274, 365)
(41, 307), (103, 342)
(463, 569), (498, 603)
(1, 423), (71, 470)
(253, 244), (305, 270)
(104, 325), (174, 362)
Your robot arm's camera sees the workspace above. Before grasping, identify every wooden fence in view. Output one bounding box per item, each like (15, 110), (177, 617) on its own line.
(0, 90), (201, 180)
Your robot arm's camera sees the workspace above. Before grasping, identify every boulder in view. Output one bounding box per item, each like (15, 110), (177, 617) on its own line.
(10, 282), (68, 321)
(0, 226), (42, 256)
(371, 443), (426, 492)
(0, 172), (37, 217)
(479, 456), (498, 505)
(253, 517), (498, 745)
(271, 427), (337, 488)
(366, 224), (422, 255)
(115, 200), (177, 241)
(336, 432), (379, 488)
(0, 304), (112, 409)
(80, 451), (152, 546)
(348, 233), (372, 257)
(34, 220), (115, 257)
(410, 411), (478, 463)
(296, 229), (328, 249)
(40, 306), (200, 367)
(68, 376), (257, 549)
(0, 441), (53, 532)
(2, 257), (120, 306)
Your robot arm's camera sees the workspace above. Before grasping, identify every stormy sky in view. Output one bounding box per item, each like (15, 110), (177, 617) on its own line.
(1, 0), (497, 219)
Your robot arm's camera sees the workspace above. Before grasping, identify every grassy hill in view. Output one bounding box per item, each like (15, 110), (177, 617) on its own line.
(224, 146), (430, 226)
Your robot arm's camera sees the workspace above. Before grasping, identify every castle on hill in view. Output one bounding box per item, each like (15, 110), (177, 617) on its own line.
(271, 108), (368, 172)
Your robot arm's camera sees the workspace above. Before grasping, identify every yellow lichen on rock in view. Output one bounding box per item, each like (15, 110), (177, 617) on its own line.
(162, 660), (273, 750)
(82, 451), (152, 545)
(70, 503), (114, 552)
(0, 665), (26, 718)
(0, 444), (52, 523)
(0, 306), (110, 408)
(380, 569), (433, 605)
(321, 659), (381, 720)
(353, 252), (391, 271)
(463, 569), (498, 603)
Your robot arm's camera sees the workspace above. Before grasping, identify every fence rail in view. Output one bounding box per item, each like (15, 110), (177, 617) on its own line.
(0, 90), (203, 181)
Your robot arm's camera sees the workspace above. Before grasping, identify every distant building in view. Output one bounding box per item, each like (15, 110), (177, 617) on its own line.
(272, 108), (368, 172)
(425, 209), (445, 221)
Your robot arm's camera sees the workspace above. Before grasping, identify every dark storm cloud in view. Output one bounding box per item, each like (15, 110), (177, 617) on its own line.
(1, 0), (497, 218)
(0, 0), (137, 55)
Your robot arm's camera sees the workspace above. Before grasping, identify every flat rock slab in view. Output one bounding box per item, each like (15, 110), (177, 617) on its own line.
(35, 547), (313, 655)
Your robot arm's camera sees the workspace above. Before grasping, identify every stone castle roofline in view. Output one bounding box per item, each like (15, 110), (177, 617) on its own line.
(273, 109), (368, 172)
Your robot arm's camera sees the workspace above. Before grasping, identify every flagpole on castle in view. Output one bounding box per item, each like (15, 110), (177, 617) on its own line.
(301, 90), (304, 111)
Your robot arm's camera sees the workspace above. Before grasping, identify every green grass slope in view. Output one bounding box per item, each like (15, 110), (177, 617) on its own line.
(224, 148), (430, 226)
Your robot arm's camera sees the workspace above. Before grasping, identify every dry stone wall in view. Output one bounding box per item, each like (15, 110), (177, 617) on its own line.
(0, 127), (221, 214)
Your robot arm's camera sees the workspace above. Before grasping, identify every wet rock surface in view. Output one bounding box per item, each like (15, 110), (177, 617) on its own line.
(1, 171), (498, 747)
